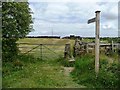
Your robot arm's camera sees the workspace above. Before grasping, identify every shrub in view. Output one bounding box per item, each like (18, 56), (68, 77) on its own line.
(12, 59), (24, 70)
(2, 2), (32, 62)
(75, 54), (94, 73)
(2, 54), (38, 76)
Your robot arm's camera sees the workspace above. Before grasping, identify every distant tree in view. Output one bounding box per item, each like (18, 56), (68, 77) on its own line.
(2, 2), (33, 61)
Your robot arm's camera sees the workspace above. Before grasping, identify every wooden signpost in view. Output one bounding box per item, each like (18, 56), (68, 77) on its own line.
(88, 11), (101, 76)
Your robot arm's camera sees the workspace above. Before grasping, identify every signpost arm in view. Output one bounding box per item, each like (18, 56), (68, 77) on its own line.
(95, 11), (100, 76)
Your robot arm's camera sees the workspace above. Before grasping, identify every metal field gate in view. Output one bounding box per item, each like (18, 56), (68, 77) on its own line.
(18, 43), (66, 60)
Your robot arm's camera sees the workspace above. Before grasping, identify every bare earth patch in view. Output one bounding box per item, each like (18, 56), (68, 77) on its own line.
(63, 67), (75, 76)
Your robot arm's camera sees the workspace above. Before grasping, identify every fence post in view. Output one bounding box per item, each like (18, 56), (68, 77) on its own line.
(40, 44), (42, 60)
(112, 40), (114, 52)
(64, 44), (70, 59)
(86, 43), (88, 53)
(73, 39), (81, 57)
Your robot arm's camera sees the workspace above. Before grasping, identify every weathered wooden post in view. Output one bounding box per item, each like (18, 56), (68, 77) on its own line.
(95, 11), (100, 75)
(64, 44), (71, 59)
(111, 40), (114, 52)
(88, 11), (101, 76)
(40, 44), (42, 60)
(86, 43), (88, 53)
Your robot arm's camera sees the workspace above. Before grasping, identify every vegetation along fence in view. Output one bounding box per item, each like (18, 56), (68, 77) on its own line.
(18, 43), (71, 60)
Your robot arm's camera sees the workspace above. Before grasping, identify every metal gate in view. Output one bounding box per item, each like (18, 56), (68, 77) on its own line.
(18, 43), (66, 60)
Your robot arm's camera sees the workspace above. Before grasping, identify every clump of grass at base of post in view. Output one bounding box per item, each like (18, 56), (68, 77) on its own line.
(71, 54), (119, 88)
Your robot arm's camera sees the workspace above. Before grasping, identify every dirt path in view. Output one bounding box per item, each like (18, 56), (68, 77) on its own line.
(35, 61), (86, 88)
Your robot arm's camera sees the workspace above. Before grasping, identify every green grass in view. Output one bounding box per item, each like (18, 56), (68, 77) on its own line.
(2, 54), (85, 88)
(82, 38), (110, 43)
(82, 38), (95, 42)
(17, 38), (74, 44)
(71, 54), (119, 88)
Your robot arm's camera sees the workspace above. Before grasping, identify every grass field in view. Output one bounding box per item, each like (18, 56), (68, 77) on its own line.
(17, 38), (75, 44)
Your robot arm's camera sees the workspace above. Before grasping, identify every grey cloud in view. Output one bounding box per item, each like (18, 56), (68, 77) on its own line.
(102, 12), (117, 20)
(32, 2), (86, 23)
(96, 2), (108, 6)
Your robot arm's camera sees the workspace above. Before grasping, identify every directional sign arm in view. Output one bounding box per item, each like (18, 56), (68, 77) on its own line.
(88, 17), (96, 24)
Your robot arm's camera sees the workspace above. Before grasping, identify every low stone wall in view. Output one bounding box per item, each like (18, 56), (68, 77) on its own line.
(73, 39), (118, 57)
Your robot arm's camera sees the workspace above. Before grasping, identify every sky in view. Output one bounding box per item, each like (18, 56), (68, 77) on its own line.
(28, 0), (119, 37)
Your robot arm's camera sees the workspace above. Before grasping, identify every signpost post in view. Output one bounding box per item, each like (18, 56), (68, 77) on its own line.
(88, 11), (101, 76)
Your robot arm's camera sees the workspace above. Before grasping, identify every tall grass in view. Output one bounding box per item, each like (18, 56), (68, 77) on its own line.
(71, 54), (119, 88)
(2, 54), (39, 76)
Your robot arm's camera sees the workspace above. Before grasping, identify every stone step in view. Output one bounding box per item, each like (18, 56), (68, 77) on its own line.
(68, 59), (75, 62)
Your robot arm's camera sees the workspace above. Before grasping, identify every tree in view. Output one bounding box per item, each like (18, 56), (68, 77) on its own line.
(2, 2), (33, 61)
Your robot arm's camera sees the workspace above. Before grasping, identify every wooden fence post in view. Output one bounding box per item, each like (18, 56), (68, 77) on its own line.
(111, 40), (114, 52)
(64, 44), (71, 59)
(40, 44), (42, 60)
(86, 43), (88, 53)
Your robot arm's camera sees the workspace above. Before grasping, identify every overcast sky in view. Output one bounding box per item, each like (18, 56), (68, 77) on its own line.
(28, 0), (119, 37)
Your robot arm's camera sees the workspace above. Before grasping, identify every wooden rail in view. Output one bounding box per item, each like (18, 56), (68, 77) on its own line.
(17, 42), (67, 46)
(87, 43), (119, 46)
